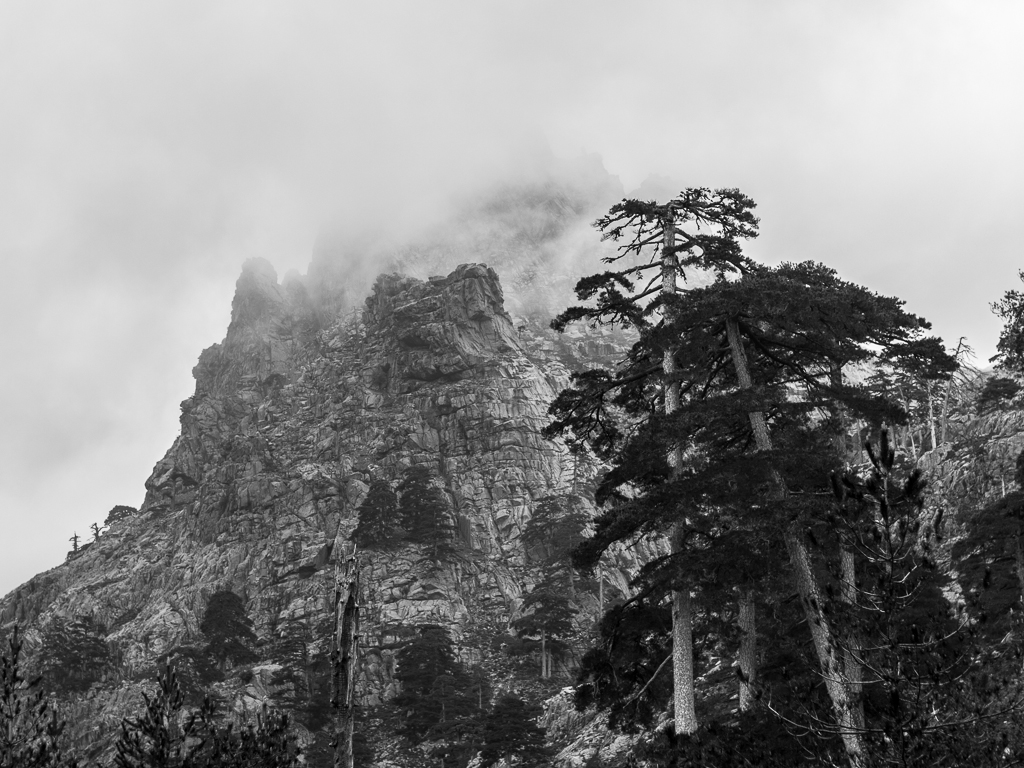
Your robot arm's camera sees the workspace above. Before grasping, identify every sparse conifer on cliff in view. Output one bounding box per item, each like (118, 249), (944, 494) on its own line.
(199, 591), (257, 673)
(397, 466), (458, 561)
(351, 478), (401, 550)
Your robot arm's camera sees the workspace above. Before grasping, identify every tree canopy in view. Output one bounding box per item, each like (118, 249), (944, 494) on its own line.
(547, 189), (960, 765)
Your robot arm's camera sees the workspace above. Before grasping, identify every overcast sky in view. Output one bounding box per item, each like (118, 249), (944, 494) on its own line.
(2, 1), (1022, 598)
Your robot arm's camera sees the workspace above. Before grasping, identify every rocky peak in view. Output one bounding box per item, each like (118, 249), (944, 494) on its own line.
(229, 257), (288, 328)
(192, 258), (321, 398)
(363, 263), (521, 393)
(0, 260), (638, 761)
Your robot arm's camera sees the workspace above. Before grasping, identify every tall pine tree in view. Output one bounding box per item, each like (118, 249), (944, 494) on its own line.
(549, 187), (758, 736)
(552, 217), (953, 763)
(393, 625), (477, 748)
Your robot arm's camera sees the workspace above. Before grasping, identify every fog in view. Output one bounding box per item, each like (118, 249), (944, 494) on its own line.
(2, 1), (1023, 597)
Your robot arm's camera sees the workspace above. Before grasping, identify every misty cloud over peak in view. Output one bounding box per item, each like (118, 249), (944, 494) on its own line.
(305, 148), (627, 321)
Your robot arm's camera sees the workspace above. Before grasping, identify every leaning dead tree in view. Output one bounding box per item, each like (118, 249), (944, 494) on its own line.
(331, 540), (361, 768)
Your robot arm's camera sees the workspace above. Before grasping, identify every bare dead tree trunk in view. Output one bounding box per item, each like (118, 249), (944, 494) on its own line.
(726, 317), (865, 767)
(332, 543), (360, 768)
(661, 209), (698, 736)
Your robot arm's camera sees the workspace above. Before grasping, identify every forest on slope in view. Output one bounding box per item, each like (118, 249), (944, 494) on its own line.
(6, 185), (1024, 768)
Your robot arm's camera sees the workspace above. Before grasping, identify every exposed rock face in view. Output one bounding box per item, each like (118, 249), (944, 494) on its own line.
(917, 409), (1024, 541)
(0, 259), (632, 759)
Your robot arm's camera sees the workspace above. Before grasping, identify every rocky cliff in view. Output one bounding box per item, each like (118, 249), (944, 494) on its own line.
(0, 258), (635, 763)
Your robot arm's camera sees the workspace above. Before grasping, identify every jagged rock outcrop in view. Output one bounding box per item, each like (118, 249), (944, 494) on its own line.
(0, 259), (634, 762)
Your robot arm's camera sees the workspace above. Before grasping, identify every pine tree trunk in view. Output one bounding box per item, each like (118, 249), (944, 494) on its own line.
(672, 587), (697, 730)
(832, 365), (864, 730)
(725, 318), (766, 715)
(1016, 527), (1024, 613)
(662, 209), (698, 736)
(840, 547), (864, 730)
(927, 381), (937, 451)
(738, 590), (756, 711)
(786, 535), (866, 767)
(726, 318), (866, 766)
(541, 629), (547, 680)
(898, 387), (918, 457)
(940, 379), (952, 445)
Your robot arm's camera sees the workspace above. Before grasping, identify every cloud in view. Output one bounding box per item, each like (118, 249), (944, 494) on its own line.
(1, 1), (1024, 595)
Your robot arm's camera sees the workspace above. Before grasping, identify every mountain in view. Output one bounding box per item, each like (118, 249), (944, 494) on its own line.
(0, 248), (639, 764)
(4, 166), (1015, 766)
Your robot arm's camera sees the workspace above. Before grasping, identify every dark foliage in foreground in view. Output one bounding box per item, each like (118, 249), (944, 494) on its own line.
(113, 663), (300, 768)
(0, 626), (78, 768)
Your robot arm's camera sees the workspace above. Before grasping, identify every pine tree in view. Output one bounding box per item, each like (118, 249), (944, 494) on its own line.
(392, 625), (476, 744)
(351, 478), (401, 550)
(825, 433), (1024, 765)
(36, 615), (112, 694)
(193, 704), (300, 768)
(397, 466), (457, 562)
(199, 592), (257, 673)
(114, 663), (300, 768)
(478, 696), (549, 768)
(991, 269), (1024, 373)
(553, 239), (955, 763)
(549, 187), (758, 736)
(104, 505), (139, 526)
(114, 664), (195, 768)
(0, 626), (77, 768)
(680, 264), (942, 762)
(267, 619), (318, 721)
(522, 495), (590, 575)
(977, 375), (1021, 414)
(514, 567), (576, 680)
